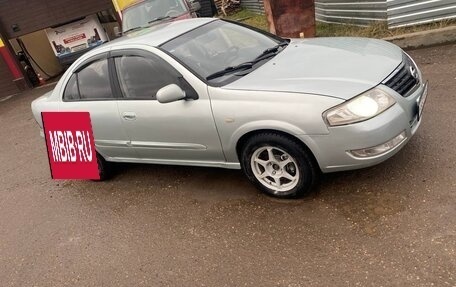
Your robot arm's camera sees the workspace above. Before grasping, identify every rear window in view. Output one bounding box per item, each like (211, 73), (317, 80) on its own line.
(63, 59), (113, 101)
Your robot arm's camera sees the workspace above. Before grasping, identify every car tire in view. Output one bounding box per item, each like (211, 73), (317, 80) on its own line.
(94, 153), (112, 181)
(240, 133), (319, 198)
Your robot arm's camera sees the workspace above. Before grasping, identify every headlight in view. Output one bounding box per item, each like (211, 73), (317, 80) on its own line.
(324, 88), (396, 126)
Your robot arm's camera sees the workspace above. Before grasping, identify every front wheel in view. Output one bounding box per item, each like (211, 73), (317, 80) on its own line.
(241, 133), (319, 198)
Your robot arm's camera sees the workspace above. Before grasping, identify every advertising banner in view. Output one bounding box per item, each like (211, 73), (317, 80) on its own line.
(45, 15), (108, 59)
(42, 112), (99, 180)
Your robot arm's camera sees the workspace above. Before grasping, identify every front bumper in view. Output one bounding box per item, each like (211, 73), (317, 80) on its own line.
(301, 81), (428, 173)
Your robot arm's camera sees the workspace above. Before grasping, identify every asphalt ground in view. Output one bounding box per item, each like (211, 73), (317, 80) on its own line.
(0, 44), (455, 286)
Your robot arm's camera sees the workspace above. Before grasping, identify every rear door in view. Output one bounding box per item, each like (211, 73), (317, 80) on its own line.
(111, 48), (225, 164)
(58, 54), (135, 159)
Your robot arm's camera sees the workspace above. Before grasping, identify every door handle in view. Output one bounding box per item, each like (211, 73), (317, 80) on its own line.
(122, 112), (136, 121)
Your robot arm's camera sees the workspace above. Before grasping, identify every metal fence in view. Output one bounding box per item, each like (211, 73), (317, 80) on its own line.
(387, 0), (456, 28)
(197, 0), (217, 17)
(239, 0), (456, 28)
(315, 0), (387, 26)
(240, 0), (265, 13)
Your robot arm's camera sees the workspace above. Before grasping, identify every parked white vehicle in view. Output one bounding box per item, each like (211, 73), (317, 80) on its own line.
(32, 18), (428, 198)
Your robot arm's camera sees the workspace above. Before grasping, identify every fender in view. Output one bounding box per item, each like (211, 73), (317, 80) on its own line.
(224, 120), (313, 163)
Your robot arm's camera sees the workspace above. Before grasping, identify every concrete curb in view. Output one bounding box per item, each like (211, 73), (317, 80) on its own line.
(383, 25), (456, 50)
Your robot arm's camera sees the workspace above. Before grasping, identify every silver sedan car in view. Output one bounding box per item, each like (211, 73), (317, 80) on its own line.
(32, 18), (428, 198)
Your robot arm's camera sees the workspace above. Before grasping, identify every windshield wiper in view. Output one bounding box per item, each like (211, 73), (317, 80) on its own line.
(254, 41), (289, 60)
(123, 26), (147, 34)
(206, 41), (289, 81)
(123, 16), (177, 34)
(206, 62), (254, 81)
(148, 15), (176, 24)
(206, 48), (288, 81)
(206, 45), (289, 81)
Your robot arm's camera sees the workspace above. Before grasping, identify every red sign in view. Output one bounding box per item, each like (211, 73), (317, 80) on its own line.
(63, 33), (86, 44)
(42, 112), (99, 180)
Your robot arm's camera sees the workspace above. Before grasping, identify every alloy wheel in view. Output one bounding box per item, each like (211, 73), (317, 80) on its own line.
(250, 146), (300, 194)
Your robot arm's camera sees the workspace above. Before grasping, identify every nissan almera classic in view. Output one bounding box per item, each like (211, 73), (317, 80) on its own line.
(31, 18), (428, 198)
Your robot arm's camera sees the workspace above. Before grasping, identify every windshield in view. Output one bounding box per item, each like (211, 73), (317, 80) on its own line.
(122, 0), (188, 33)
(161, 20), (285, 85)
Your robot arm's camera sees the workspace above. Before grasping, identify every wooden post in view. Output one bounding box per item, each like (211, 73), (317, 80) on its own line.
(263, 0), (315, 38)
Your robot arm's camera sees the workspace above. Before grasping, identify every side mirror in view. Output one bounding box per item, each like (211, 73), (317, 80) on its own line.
(113, 26), (121, 37)
(157, 84), (186, 103)
(189, 0), (201, 13)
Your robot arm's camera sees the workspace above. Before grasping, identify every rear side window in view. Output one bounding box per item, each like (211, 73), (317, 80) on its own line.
(63, 74), (79, 100)
(63, 59), (113, 101)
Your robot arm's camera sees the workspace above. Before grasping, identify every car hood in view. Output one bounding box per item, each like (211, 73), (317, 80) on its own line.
(224, 37), (403, 100)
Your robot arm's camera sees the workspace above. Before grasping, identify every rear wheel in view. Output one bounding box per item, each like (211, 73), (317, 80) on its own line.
(240, 133), (318, 198)
(94, 153), (112, 181)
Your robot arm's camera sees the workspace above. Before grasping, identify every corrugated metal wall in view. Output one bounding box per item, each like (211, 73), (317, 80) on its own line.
(387, 0), (456, 28)
(198, 0), (216, 17)
(239, 0), (456, 28)
(315, 0), (387, 26)
(241, 0), (265, 13)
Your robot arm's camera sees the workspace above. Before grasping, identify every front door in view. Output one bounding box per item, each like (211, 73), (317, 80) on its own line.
(112, 50), (225, 164)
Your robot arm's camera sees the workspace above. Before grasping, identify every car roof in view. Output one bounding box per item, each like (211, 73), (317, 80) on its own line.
(108, 18), (217, 48)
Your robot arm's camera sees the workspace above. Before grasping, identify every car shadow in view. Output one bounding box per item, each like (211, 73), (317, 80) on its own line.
(62, 135), (426, 210)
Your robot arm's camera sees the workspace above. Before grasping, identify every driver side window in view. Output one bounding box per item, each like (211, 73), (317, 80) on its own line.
(114, 54), (196, 100)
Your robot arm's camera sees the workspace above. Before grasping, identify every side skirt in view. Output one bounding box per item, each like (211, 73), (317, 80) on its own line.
(104, 156), (241, 170)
